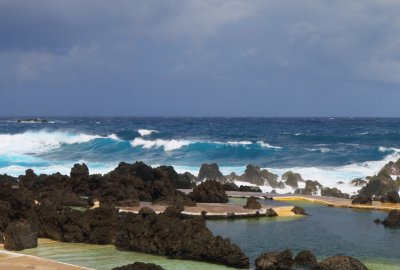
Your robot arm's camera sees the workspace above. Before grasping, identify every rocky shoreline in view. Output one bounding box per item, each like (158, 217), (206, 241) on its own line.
(1, 160), (399, 269)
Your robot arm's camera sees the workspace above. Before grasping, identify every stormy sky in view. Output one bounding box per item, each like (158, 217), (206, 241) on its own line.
(0, 0), (399, 117)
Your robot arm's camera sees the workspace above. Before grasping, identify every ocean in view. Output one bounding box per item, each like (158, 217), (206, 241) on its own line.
(1, 117), (399, 194)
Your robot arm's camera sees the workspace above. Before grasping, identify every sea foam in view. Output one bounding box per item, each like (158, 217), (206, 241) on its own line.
(137, 129), (158, 136)
(0, 130), (119, 155)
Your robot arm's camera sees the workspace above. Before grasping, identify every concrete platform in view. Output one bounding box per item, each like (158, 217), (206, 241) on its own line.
(119, 202), (298, 218)
(0, 249), (91, 270)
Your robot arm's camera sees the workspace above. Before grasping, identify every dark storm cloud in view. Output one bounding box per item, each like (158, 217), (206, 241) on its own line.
(0, 0), (400, 116)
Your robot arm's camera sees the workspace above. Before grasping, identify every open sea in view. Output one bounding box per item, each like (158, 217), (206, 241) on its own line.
(1, 117), (400, 192)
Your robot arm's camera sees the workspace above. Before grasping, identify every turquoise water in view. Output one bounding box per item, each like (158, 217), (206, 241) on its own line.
(16, 200), (400, 270)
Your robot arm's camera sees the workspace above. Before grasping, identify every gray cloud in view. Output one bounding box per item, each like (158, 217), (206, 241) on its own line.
(0, 0), (400, 116)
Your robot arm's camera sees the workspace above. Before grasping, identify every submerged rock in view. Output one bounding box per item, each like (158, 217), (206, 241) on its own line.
(382, 210), (400, 228)
(197, 163), (226, 183)
(244, 196), (261, 209)
(112, 262), (166, 270)
(188, 180), (228, 203)
(255, 249), (293, 270)
(4, 220), (37, 251)
(316, 255), (367, 270)
(352, 194), (372, 205)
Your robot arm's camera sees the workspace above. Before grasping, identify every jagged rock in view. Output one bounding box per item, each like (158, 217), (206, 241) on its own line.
(4, 220), (37, 251)
(295, 250), (317, 266)
(360, 171), (399, 197)
(295, 180), (322, 195)
(321, 187), (349, 199)
(282, 171), (303, 188)
(112, 262), (166, 270)
(225, 172), (240, 182)
(70, 163), (89, 179)
(352, 194), (372, 205)
(240, 165), (279, 187)
(188, 180), (228, 203)
(198, 163), (226, 183)
(380, 158), (400, 176)
(255, 249), (293, 270)
(382, 210), (400, 228)
(265, 208), (278, 217)
(291, 206), (307, 215)
(115, 213), (249, 268)
(380, 191), (400, 203)
(156, 166), (195, 189)
(350, 178), (367, 187)
(239, 185), (262, 192)
(244, 197), (261, 209)
(316, 255), (367, 270)
(223, 182), (240, 191)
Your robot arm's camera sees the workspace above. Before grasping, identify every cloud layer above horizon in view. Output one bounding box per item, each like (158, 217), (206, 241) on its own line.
(1, 0), (400, 116)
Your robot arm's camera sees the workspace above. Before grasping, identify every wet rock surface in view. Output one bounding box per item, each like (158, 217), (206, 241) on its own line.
(315, 255), (368, 270)
(351, 194), (372, 204)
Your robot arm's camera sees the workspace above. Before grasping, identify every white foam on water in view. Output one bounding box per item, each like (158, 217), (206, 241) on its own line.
(257, 141), (282, 149)
(130, 138), (192, 151)
(0, 130), (120, 155)
(137, 129), (159, 136)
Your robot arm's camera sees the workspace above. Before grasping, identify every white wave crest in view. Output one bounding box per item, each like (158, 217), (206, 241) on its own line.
(0, 130), (119, 155)
(130, 138), (191, 151)
(226, 141), (252, 145)
(257, 141), (282, 149)
(137, 129), (159, 136)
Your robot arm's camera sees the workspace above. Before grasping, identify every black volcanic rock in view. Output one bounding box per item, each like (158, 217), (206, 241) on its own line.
(295, 180), (322, 195)
(352, 194), (372, 205)
(70, 163), (89, 179)
(291, 206), (307, 215)
(360, 171), (399, 197)
(295, 250), (317, 267)
(282, 171), (303, 188)
(241, 165), (279, 187)
(350, 178), (367, 187)
(380, 158), (400, 176)
(112, 262), (166, 270)
(380, 191), (400, 203)
(321, 187), (349, 199)
(239, 185), (262, 192)
(189, 180), (228, 203)
(4, 220), (37, 251)
(265, 208), (278, 217)
(197, 163), (226, 183)
(382, 210), (400, 228)
(255, 249), (293, 270)
(115, 212), (249, 268)
(244, 196), (261, 209)
(223, 182), (240, 191)
(316, 255), (367, 270)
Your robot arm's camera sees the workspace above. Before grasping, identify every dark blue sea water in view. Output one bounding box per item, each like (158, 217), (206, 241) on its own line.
(1, 117), (399, 191)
